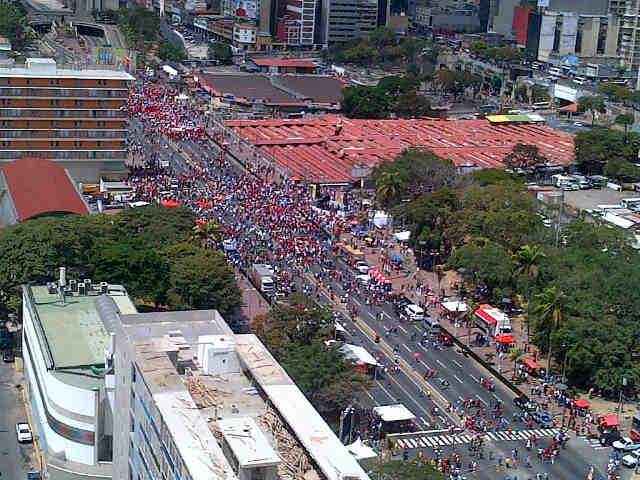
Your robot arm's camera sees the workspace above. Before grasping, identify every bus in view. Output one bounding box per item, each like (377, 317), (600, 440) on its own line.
(621, 198), (640, 209)
(532, 102), (551, 110)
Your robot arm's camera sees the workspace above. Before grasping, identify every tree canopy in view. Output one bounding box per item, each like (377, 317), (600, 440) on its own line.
(341, 75), (433, 119)
(253, 294), (369, 419)
(0, 1), (31, 51)
(157, 40), (186, 62)
(208, 41), (232, 64)
(0, 206), (240, 318)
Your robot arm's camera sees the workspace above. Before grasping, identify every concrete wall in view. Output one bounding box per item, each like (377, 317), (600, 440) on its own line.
(581, 17), (600, 57)
(0, 172), (18, 228)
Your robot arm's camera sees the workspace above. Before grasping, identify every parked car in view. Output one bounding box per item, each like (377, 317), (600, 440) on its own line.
(533, 411), (554, 428)
(601, 430), (622, 447)
(613, 437), (640, 452)
(355, 261), (369, 274)
(622, 449), (640, 467)
(16, 422), (32, 443)
(27, 473), (42, 480)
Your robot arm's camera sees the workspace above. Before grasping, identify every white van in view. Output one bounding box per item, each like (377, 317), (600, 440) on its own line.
(573, 76), (587, 85)
(533, 102), (551, 110)
(404, 304), (425, 321)
(548, 67), (561, 76)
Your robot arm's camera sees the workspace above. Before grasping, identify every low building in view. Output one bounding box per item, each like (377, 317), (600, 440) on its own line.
(22, 277), (138, 480)
(105, 302), (371, 480)
(0, 157), (90, 228)
(233, 22), (258, 49)
(248, 57), (318, 73)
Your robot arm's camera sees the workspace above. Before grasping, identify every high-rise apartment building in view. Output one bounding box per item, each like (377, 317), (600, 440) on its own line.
(283, 0), (319, 45)
(319, 0), (378, 44)
(0, 58), (134, 184)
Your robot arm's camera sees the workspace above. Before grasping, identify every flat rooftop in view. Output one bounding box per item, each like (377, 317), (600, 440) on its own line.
(27, 285), (137, 388)
(224, 115), (575, 184)
(202, 74), (299, 104)
(276, 75), (346, 104)
(0, 58), (135, 80)
(217, 417), (280, 468)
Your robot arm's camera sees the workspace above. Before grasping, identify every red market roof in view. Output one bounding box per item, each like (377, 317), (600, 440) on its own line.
(250, 58), (317, 68)
(224, 115), (575, 184)
(1, 158), (89, 222)
(524, 358), (539, 370)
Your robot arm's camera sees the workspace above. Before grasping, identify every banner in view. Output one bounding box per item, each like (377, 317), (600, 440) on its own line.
(91, 47), (136, 73)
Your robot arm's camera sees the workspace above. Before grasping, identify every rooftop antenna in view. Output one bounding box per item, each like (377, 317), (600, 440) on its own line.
(59, 266), (67, 305)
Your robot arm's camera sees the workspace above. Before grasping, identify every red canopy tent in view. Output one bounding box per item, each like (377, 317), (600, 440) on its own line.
(524, 358), (539, 370)
(162, 199), (179, 207)
(574, 399), (590, 409)
(600, 414), (619, 428)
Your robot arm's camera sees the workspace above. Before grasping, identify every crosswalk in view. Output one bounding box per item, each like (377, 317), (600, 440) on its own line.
(397, 428), (563, 450)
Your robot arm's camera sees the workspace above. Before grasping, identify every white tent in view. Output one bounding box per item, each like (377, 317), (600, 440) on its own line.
(373, 404), (415, 422)
(373, 211), (389, 228)
(393, 230), (411, 241)
(441, 300), (468, 313)
(347, 437), (378, 461)
(340, 344), (380, 366)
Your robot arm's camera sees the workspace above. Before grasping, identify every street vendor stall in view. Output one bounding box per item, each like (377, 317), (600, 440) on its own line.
(372, 404), (417, 435)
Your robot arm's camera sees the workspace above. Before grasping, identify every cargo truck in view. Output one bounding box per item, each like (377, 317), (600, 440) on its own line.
(250, 264), (275, 295)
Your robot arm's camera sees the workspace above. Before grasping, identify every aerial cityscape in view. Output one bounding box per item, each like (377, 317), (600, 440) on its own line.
(1, 0), (640, 479)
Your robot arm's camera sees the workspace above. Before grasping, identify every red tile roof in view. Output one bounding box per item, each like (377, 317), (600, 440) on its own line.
(224, 116), (575, 184)
(250, 58), (317, 68)
(2, 158), (89, 221)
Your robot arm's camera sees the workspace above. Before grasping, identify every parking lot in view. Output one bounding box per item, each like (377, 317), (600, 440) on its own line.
(562, 187), (640, 214)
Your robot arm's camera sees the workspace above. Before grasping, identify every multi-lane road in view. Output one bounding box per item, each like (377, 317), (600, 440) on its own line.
(131, 110), (624, 480)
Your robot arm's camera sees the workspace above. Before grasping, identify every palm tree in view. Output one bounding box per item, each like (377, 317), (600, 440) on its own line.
(376, 171), (403, 206)
(513, 245), (545, 338)
(189, 220), (225, 249)
(507, 346), (524, 380)
(463, 297), (478, 346)
(534, 286), (569, 378)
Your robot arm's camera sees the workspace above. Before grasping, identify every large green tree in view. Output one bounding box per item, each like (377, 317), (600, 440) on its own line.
(90, 240), (169, 307)
(341, 85), (390, 119)
(533, 286), (569, 375)
(208, 41), (232, 64)
(578, 95), (607, 127)
(0, 2), (30, 51)
(162, 243), (241, 316)
(157, 40), (186, 62)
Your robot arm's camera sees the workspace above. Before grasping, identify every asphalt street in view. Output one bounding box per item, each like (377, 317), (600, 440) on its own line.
(128, 111), (625, 480)
(0, 360), (36, 479)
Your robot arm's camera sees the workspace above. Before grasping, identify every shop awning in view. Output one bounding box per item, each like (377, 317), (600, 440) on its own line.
(524, 358), (539, 370)
(560, 103), (578, 112)
(161, 199), (179, 207)
(475, 304), (501, 325)
(574, 399), (590, 409)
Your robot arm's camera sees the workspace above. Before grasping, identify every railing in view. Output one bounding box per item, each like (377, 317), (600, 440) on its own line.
(207, 114), (294, 183)
(0, 150), (126, 160)
(0, 88), (127, 98)
(0, 110), (127, 119)
(0, 130), (126, 139)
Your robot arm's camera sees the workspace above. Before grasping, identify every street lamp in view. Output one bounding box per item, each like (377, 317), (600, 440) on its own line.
(561, 344), (570, 385)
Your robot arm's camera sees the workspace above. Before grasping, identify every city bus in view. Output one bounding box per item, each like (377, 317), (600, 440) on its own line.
(337, 244), (365, 266)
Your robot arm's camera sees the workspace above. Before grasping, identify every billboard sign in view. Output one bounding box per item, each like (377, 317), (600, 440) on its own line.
(235, 0), (257, 18)
(91, 47), (136, 73)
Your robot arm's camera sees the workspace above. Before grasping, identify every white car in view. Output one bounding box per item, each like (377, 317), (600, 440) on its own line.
(613, 437), (640, 452)
(356, 274), (370, 284)
(622, 449), (640, 467)
(354, 261), (369, 274)
(16, 422), (32, 443)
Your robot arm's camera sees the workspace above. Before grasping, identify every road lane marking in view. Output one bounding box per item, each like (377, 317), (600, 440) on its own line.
(402, 344), (412, 352)
(470, 374), (479, 382)
(475, 395), (488, 406)
(397, 324), (409, 335)
(453, 375), (463, 384)
(453, 360), (464, 368)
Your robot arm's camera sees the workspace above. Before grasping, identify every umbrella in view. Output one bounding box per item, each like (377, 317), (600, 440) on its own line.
(350, 219), (359, 225)
(161, 199), (179, 207)
(335, 242), (344, 247)
(574, 399), (590, 409)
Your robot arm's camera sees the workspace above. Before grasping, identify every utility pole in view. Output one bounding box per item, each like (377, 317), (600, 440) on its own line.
(554, 190), (564, 248)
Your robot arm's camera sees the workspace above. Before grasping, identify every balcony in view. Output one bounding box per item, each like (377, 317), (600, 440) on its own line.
(0, 129), (127, 139)
(0, 88), (128, 98)
(0, 150), (126, 160)
(0, 109), (128, 119)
